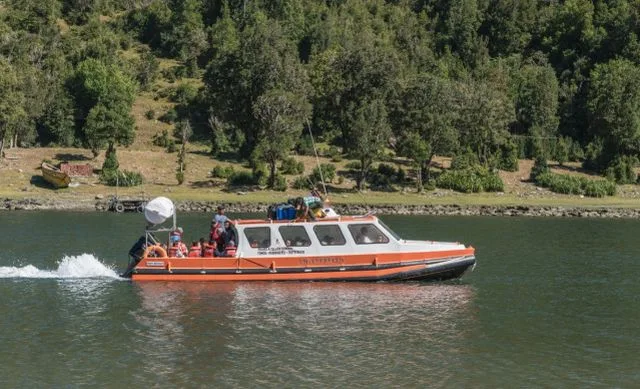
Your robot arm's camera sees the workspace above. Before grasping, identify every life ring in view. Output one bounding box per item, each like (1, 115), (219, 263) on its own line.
(114, 203), (125, 213)
(144, 245), (167, 258)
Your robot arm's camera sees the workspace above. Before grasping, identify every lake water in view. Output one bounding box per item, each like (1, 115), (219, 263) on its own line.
(1, 211), (639, 387)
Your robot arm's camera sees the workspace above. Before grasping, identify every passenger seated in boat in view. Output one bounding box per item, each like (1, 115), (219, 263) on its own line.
(203, 240), (216, 257)
(357, 226), (374, 244)
(168, 236), (187, 258)
(188, 241), (201, 257)
(223, 240), (237, 257)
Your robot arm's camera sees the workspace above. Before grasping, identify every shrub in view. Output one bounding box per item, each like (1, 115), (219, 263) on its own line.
(535, 172), (616, 197)
(158, 108), (178, 124)
(152, 130), (173, 147)
(280, 157), (305, 175)
(583, 180), (616, 197)
(211, 165), (235, 179)
(145, 109), (155, 120)
(605, 156), (638, 184)
(100, 170), (144, 187)
(176, 171), (185, 185)
(435, 167), (503, 193)
(292, 175), (310, 190)
(530, 156), (549, 181)
(499, 141), (519, 172)
(583, 138), (606, 171)
(568, 139), (584, 162)
(309, 163), (336, 184)
(296, 135), (315, 156)
(227, 171), (256, 187)
(554, 137), (569, 166)
(344, 161), (362, 170)
(273, 175), (288, 191)
(451, 151), (479, 170)
(327, 146), (342, 162)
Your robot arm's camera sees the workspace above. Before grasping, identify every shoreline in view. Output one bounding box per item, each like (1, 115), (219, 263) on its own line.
(3, 197), (640, 218)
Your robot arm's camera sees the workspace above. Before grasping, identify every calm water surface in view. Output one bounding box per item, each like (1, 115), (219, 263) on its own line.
(0, 212), (639, 387)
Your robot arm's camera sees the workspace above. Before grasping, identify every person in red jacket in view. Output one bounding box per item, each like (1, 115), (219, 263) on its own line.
(188, 241), (201, 257)
(202, 240), (216, 257)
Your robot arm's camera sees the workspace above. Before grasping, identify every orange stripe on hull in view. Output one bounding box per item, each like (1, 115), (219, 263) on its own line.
(131, 263), (429, 282)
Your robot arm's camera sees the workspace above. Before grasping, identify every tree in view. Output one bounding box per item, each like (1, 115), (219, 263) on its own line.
(347, 98), (391, 191)
(513, 62), (559, 137)
(457, 81), (515, 165)
(0, 59), (26, 159)
(391, 74), (458, 191)
(587, 59), (640, 169)
(203, 11), (310, 156)
(252, 89), (311, 188)
(176, 121), (192, 185)
(73, 58), (137, 157)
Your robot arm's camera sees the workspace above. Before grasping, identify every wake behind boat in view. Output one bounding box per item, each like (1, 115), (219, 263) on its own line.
(124, 197), (476, 282)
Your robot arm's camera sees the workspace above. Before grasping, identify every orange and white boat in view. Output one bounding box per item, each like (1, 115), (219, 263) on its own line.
(123, 197), (476, 282)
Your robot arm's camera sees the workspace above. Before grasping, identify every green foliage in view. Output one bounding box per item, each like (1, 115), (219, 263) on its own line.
(530, 156), (550, 181)
(100, 170), (144, 187)
(554, 137), (569, 166)
(309, 163), (336, 185)
(292, 175), (310, 190)
(436, 167), (504, 193)
(273, 174), (288, 191)
(280, 157), (304, 175)
(159, 109), (178, 124)
(295, 135), (315, 156)
(145, 110), (155, 120)
(211, 165), (235, 179)
(451, 151), (480, 171)
(227, 171), (257, 187)
(535, 172), (616, 197)
(102, 146), (119, 173)
(605, 156), (638, 185)
(498, 141), (519, 172)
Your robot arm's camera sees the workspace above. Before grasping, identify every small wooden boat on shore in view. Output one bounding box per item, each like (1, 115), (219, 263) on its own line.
(123, 197), (476, 282)
(41, 162), (71, 189)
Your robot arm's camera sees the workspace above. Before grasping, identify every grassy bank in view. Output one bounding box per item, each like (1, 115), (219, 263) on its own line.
(2, 143), (640, 210)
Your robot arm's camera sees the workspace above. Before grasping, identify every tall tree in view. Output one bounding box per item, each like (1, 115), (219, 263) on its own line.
(252, 88), (311, 188)
(0, 59), (26, 158)
(587, 59), (640, 169)
(391, 74), (458, 191)
(73, 58), (137, 157)
(203, 11), (310, 156)
(457, 80), (515, 165)
(347, 98), (391, 191)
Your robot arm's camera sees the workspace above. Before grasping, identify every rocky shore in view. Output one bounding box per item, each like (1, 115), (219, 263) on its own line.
(3, 197), (640, 218)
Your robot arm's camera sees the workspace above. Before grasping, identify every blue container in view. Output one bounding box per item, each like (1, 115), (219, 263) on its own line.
(286, 206), (296, 219)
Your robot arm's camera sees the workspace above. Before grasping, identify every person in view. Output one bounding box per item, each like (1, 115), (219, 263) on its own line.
(168, 235), (188, 258)
(358, 226), (373, 244)
(210, 205), (228, 243)
(203, 239), (216, 257)
(199, 237), (206, 257)
(188, 241), (201, 257)
(224, 240), (237, 257)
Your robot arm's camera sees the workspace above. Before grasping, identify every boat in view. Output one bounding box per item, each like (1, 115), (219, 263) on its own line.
(123, 197), (476, 282)
(41, 162), (71, 188)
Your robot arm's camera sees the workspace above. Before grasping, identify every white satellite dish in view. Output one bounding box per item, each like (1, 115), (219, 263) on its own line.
(144, 197), (175, 225)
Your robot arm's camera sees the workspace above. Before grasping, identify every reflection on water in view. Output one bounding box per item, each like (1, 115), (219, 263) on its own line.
(129, 282), (476, 387)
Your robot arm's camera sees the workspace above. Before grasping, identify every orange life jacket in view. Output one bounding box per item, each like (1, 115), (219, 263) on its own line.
(203, 243), (215, 257)
(168, 246), (179, 257)
(225, 243), (237, 257)
(188, 246), (201, 257)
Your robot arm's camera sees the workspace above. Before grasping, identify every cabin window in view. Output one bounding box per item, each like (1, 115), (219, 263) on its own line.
(313, 225), (346, 246)
(348, 224), (389, 244)
(279, 226), (311, 247)
(244, 227), (271, 248)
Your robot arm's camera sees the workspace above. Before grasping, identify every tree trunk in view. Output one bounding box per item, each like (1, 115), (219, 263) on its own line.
(415, 163), (423, 192)
(268, 159), (276, 189)
(357, 158), (370, 191)
(0, 136), (4, 159)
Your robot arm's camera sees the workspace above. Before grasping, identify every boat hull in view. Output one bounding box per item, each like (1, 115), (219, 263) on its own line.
(129, 250), (476, 282)
(41, 162), (71, 188)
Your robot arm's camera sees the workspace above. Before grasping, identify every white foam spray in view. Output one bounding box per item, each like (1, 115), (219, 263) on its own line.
(0, 253), (122, 279)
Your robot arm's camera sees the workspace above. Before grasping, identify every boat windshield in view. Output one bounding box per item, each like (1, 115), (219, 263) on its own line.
(377, 219), (401, 241)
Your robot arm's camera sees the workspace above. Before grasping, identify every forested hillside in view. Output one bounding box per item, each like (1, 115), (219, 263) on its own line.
(2, 0), (640, 193)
